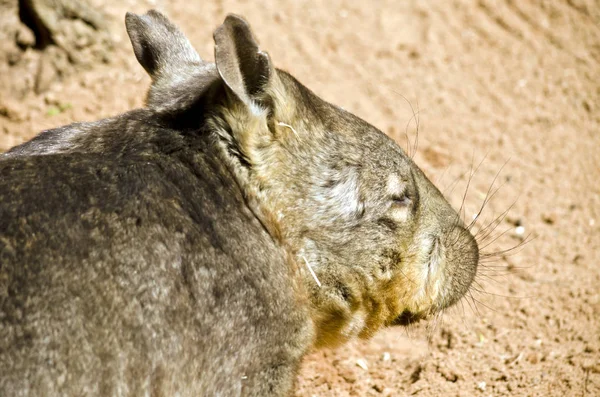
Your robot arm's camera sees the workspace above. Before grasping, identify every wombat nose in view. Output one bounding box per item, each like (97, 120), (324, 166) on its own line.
(440, 225), (479, 309)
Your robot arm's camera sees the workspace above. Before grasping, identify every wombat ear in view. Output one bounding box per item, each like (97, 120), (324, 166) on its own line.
(125, 10), (202, 80)
(213, 14), (273, 107)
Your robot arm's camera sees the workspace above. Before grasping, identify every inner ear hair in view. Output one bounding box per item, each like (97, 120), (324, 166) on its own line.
(213, 14), (273, 107)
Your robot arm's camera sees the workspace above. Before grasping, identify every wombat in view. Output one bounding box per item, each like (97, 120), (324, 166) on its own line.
(0, 10), (479, 396)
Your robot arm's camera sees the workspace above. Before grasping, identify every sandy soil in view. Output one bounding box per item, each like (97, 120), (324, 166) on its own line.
(1, 0), (599, 396)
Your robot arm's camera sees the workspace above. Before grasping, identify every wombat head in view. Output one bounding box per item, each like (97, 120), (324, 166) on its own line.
(126, 11), (479, 347)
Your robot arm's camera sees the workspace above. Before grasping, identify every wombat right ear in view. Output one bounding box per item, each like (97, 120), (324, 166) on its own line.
(213, 15), (273, 108)
(125, 10), (202, 80)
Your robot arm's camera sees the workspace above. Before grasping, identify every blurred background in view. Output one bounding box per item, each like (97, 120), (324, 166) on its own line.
(1, 0), (598, 395)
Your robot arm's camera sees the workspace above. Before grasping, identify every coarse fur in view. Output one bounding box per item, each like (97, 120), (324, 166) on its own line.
(0, 10), (479, 396)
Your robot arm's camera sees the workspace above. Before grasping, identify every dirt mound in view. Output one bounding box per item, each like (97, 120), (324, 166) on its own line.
(1, 1), (598, 396)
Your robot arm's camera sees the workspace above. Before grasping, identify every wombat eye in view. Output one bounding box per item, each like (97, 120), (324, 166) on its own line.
(391, 192), (411, 207)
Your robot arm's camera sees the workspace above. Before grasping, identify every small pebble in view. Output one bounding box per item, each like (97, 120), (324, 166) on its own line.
(356, 358), (369, 371)
(477, 381), (487, 391)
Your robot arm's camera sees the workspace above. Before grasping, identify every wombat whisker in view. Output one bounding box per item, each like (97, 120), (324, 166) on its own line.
(468, 292), (499, 314)
(473, 193), (520, 243)
(458, 152), (489, 221)
(277, 121), (299, 137)
(301, 256), (322, 287)
(462, 291), (481, 319)
(478, 256), (522, 266)
(470, 278), (494, 292)
(476, 225), (507, 248)
(479, 231), (533, 254)
(476, 266), (515, 277)
(433, 160), (454, 186)
(443, 152), (484, 249)
(452, 295), (483, 334)
(470, 235), (533, 310)
(476, 272), (512, 282)
(476, 274), (512, 289)
(475, 223), (513, 248)
(477, 227), (514, 251)
(466, 183), (505, 232)
(480, 236), (533, 261)
(468, 285), (489, 296)
(480, 260), (532, 272)
(470, 278), (525, 300)
(447, 300), (472, 336)
(458, 151), (477, 214)
(471, 281), (529, 300)
(388, 89), (420, 158)
(462, 284), (499, 320)
(443, 166), (471, 200)
(475, 268), (508, 277)
(466, 159), (510, 232)
(425, 310), (445, 343)
(473, 271), (506, 285)
(477, 260), (512, 267)
(474, 201), (517, 244)
(464, 290), (494, 318)
(408, 100), (420, 159)
(455, 299), (470, 329)
(446, 153), (506, 253)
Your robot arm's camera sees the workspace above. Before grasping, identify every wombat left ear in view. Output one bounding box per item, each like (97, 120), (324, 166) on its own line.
(213, 14), (273, 108)
(125, 10), (202, 80)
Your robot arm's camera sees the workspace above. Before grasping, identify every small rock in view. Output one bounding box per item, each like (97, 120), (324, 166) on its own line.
(0, 100), (24, 121)
(44, 92), (58, 106)
(582, 359), (600, 373)
(356, 358), (369, 371)
(372, 382), (385, 393)
(526, 352), (540, 364)
(438, 366), (460, 382)
(339, 367), (358, 384)
(16, 25), (36, 48)
(506, 216), (523, 227)
(476, 381), (486, 391)
(541, 213), (556, 225)
(35, 55), (58, 94)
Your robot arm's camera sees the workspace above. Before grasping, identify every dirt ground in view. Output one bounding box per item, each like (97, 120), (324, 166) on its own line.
(1, 0), (599, 396)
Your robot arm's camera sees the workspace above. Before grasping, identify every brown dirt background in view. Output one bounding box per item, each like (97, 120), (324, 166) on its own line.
(1, 0), (599, 395)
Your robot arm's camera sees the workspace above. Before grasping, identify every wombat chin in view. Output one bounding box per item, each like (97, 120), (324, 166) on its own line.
(298, 224), (479, 348)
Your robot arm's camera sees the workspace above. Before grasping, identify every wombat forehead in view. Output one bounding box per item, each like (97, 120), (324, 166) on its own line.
(360, 136), (413, 174)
